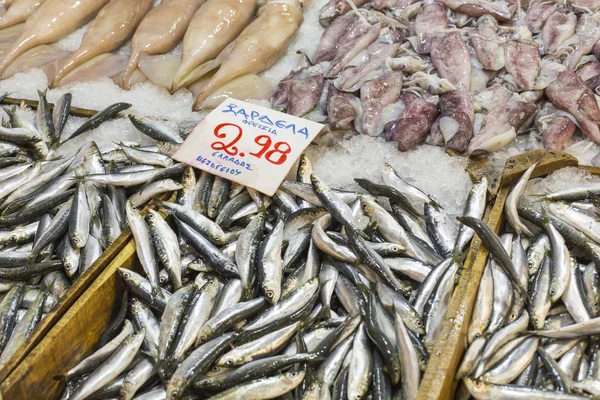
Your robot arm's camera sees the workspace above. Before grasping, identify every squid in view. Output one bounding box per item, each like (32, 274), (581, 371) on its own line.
(192, 0), (304, 110)
(573, 0), (600, 11)
(327, 88), (358, 130)
(52, 53), (128, 86)
(546, 70), (600, 143)
(196, 74), (274, 110)
(324, 20), (381, 78)
(319, 0), (368, 26)
(524, 0), (555, 33)
(336, 42), (399, 91)
(51, 0), (153, 87)
(0, 0), (15, 8)
(3, 44), (69, 78)
(577, 60), (600, 90)
(564, 12), (600, 71)
(414, 2), (447, 54)
(0, 0), (46, 31)
(358, 70), (404, 136)
(504, 40), (540, 91)
(470, 15), (505, 71)
(369, 0), (419, 9)
(122, 0), (205, 90)
(472, 83), (514, 112)
(431, 31), (471, 92)
(438, 0), (511, 22)
(467, 100), (536, 155)
(542, 12), (576, 55)
(171, 0), (257, 92)
(0, 0), (110, 76)
(439, 89), (473, 152)
(385, 93), (438, 151)
(272, 64), (325, 117)
(537, 103), (576, 151)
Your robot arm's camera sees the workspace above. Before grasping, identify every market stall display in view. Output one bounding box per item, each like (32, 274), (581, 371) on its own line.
(0, 90), (190, 381)
(457, 160), (600, 399)
(2, 0), (600, 398)
(48, 159), (486, 399)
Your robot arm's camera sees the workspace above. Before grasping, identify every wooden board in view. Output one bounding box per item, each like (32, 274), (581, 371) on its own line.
(0, 239), (140, 399)
(2, 97), (104, 119)
(416, 150), (583, 400)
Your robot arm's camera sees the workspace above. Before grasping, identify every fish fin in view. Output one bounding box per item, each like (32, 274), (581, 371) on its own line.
(122, 51), (142, 90)
(138, 53), (181, 89)
(56, 53), (128, 88)
(175, 43), (233, 92)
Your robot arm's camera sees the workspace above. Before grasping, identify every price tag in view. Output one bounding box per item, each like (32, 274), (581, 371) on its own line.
(173, 99), (327, 196)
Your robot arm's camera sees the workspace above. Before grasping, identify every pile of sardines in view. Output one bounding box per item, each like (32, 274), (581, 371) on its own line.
(57, 160), (488, 400)
(458, 164), (600, 399)
(0, 90), (187, 368)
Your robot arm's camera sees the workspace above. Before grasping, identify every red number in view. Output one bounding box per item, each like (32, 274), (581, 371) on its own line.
(211, 123), (242, 156)
(249, 135), (272, 158)
(265, 142), (291, 165)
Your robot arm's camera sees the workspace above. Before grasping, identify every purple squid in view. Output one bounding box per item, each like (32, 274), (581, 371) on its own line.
(564, 12), (600, 70)
(542, 12), (576, 55)
(524, 0), (556, 33)
(438, 0), (511, 22)
(272, 64), (325, 117)
(319, 0), (368, 26)
(336, 42), (399, 91)
(467, 100), (536, 155)
(430, 31), (471, 92)
(439, 89), (474, 152)
(537, 104), (577, 150)
(385, 93), (439, 151)
(414, 2), (447, 54)
(504, 40), (541, 91)
(359, 70), (404, 136)
(470, 15), (505, 71)
(546, 70), (600, 143)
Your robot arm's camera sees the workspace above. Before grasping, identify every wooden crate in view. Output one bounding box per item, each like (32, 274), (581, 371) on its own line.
(0, 238), (141, 399)
(0, 191), (173, 386)
(0, 227), (133, 385)
(416, 150), (585, 400)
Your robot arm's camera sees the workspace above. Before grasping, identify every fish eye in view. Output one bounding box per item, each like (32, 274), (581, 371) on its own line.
(212, 365), (221, 371)
(416, 320), (423, 327)
(225, 360), (234, 366)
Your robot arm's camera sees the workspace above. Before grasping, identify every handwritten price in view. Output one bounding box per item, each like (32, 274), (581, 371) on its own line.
(210, 123), (291, 165)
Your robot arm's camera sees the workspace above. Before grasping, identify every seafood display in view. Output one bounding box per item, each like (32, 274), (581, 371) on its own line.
(1, 0), (600, 159)
(0, 0), (305, 113)
(268, 0), (600, 157)
(0, 89), (191, 370)
(56, 160), (488, 399)
(458, 166), (600, 399)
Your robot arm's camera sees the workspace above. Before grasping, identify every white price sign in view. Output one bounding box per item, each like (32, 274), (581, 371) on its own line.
(173, 99), (326, 196)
